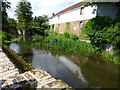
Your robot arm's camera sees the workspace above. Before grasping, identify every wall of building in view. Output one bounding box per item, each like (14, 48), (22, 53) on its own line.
(54, 20), (87, 34)
(97, 3), (118, 18)
(49, 3), (118, 34)
(49, 5), (97, 25)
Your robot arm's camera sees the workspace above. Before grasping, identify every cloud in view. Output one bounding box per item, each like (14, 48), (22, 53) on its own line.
(7, 0), (82, 18)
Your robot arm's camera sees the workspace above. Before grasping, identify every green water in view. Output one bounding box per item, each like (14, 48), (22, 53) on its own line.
(9, 37), (119, 88)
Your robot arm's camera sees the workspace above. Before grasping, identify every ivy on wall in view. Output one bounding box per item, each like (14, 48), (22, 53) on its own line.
(66, 22), (70, 32)
(84, 16), (120, 53)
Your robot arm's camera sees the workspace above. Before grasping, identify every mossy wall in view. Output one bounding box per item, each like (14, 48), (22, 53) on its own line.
(2, 44), (34, 72)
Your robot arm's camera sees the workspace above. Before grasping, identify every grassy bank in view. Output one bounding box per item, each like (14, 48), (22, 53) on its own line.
(32, 33), (96, 55)
(32, 32), (120, 64)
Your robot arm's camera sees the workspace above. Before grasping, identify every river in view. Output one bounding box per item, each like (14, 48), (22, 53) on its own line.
(9, 37), (118, 88)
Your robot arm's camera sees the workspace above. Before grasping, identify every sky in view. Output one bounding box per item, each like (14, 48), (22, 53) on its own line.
(7, 0), (83, 19)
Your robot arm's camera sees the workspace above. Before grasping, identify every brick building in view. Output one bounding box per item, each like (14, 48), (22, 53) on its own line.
(49, 0), (117, 34)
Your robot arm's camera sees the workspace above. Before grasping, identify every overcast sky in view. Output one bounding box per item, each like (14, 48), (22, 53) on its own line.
(7, 0), (83, 19)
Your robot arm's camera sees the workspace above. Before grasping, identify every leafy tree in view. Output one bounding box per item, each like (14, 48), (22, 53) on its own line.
(8, 18), (17, 24)
(31, 15), (50, 36)
(1, 0), (11, 32)
(15, 0), (33, 35)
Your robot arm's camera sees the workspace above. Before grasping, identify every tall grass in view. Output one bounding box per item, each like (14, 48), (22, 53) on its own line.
(32, 33), (95, 55)
(32, 32), (120, 64)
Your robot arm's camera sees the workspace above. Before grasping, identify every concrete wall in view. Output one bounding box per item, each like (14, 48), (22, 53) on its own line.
(97, 3), (118, 18)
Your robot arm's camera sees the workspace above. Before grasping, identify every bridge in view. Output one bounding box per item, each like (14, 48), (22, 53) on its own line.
(0, 46), (72, 89)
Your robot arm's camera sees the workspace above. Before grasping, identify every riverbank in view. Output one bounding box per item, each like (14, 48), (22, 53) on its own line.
(9, 38), (119, 88)
(0, 46), (72, 89)
(0, 46), (20, 79)
(32, 33), (120, 64)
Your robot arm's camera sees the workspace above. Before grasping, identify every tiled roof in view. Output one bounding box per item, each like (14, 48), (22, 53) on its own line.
(52, 0), (89, 17)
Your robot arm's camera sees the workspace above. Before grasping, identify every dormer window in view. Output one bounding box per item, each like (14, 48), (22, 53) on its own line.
(80, 7), (84, 15)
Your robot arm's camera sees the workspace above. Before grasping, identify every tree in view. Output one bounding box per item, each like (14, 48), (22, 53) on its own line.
(1, 0), (11, 32)
(15, 0), (33, 35)
(8, 18), (17, 24)
(31, 15), (50, 36)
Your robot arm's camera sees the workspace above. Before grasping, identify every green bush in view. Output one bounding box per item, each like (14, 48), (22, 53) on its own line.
(32, 34), (43, 42)
(33, 33), (95, 55)
(70, 34), (79, 41)
(63, 32), (70, 38)
(84, 16), (120, 51)
(0, 32), (12, 44)
(1, 32), (12, 41)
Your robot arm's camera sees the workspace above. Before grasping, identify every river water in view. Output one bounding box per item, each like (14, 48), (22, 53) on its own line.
(9, 37), (119, 88)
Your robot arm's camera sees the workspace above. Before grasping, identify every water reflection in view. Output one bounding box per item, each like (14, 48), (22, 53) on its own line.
(58, 56), (88, 84)
(32, 48), (85, 88)
(9, 37), (119, 88)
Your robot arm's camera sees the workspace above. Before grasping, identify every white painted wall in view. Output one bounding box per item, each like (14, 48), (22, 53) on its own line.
(49, 3), (118, 25)
(49, 5), (97, 25)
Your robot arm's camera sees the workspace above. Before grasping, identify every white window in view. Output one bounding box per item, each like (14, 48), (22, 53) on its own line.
(80, 21), (83, 28)
(80, 7), (84, 15)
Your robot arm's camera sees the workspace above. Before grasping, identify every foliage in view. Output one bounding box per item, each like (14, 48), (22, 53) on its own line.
(63, 32), (70, 38)
(84, 16), (120, 51)
(11, 38), (19, 43)
(1, 0), (11, 32)
(102, 51), (120, 64)
(32, 34), (43, 42)
(70, 34), (79, 41)
(15, 0), (33, 35)
(2, 44), (34, 72)
(50, 24), (54, 31)
(8, 18), (17, 24)
(0, 32), (12, 44)
(33, 33), (95, 56)
(31, 16), (50, 36)
(66, 22), (70, 32)
(32, 32), (119, 64)
(80, 23), (90, 40)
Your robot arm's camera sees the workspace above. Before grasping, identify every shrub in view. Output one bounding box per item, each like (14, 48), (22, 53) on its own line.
(63, 32), (70, 38)
(70, 34), (79, 41)
(0, 32), (12, 44)
(84, 16), (120, 51)
(32, 34), (43, 42)
(1, 32), (12, 41)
